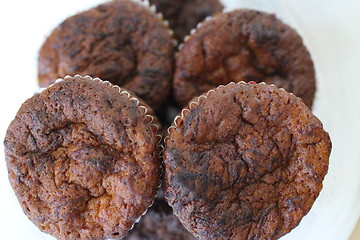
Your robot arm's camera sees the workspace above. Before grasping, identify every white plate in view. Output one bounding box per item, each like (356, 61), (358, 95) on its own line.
(0, 0), (359, 239)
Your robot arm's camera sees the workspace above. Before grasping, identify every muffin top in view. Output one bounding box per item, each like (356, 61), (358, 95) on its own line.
(4, 75), (161, 240)
(38, 0), (175, 111)
(173, 9), (316, 108)
(164, 82), (330, 240)
(149, 0), (223, 43)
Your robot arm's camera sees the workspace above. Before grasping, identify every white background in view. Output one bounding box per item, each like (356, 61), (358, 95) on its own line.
(0, 0), (359, 239)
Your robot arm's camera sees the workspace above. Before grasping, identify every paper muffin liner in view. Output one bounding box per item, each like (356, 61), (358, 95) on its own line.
(178, 9), (229, 50)
(164, 81), (293, 144)
(42, 75), (162, 141)
(178, 15), (214, 51)
(130, 0), (178, 47)
(178, 7), (251, 51)
(138, 0), (225, 47)
(177, 8), (277, 50)
(36, 74), (163, 237)
(174, 6), (226, 48)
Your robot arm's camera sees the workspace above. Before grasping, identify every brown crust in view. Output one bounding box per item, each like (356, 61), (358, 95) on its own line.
(38, 0), (174, 111)
(149, 0), (223, 43)
(4, 75), (161, 240)
(164, 82), (330, 240)
(124, 199), (196, 240)
(173, 9), (316, 108)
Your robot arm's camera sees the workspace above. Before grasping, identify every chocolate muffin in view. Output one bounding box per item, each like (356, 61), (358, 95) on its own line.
(173, 9), (316, 108)
(38, 0), (175, 111)
(164, 82), (331, 240)
(149, 0), (224, 43)
(124, 199), (196, 240)
(4, 75), (162, 240)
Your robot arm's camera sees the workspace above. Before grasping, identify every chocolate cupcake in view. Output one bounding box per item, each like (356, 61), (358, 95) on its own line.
(149, 0), (223, 43)
(124, 199), (196, 240)
(164, 82), (331, 240)
(173, 9), (316, 108)
(4, 75), (161, 240)
(38, 0), (175, 111)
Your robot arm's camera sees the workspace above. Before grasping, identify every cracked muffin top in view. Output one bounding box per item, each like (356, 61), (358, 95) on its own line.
(164, 82), (331, 240)
(173, 9), (316, 108)
(38, 0), (175, 112)
(124, 199), (196, 240)
(149, 0), (223, 43)
(4, 75), (161, 240)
